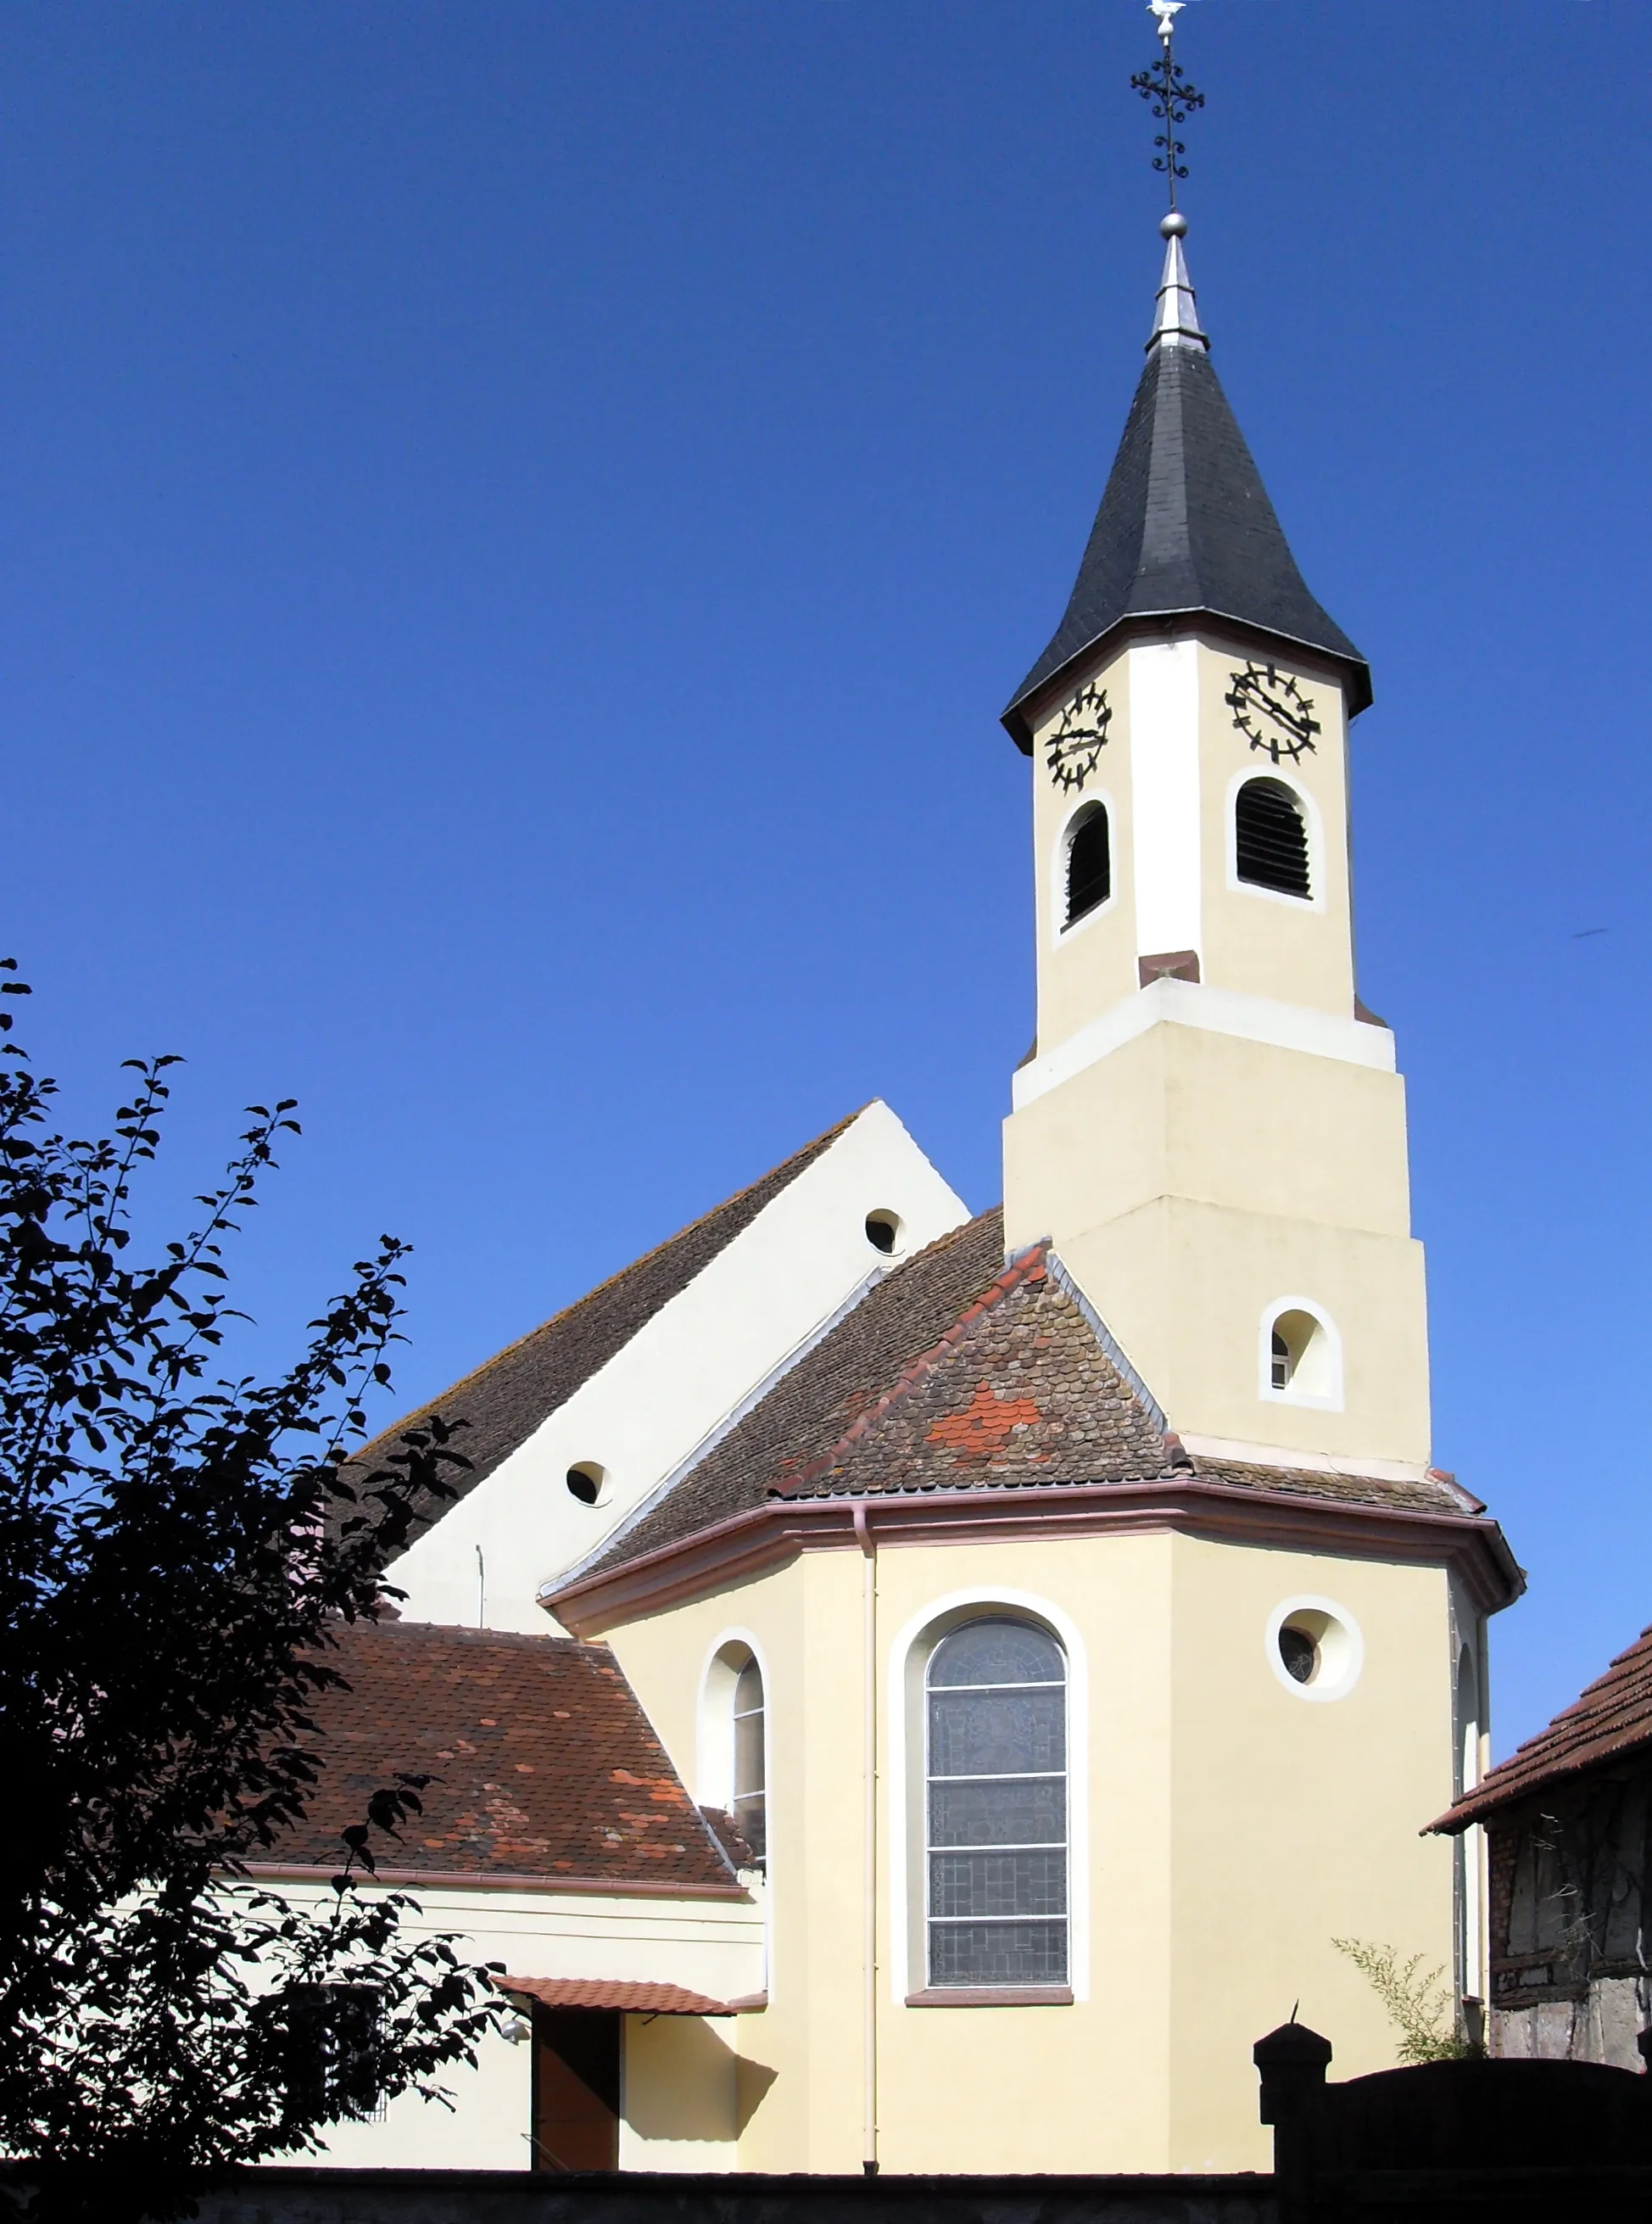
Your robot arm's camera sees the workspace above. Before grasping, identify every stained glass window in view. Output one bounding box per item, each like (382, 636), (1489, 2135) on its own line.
(925, 1618), (1067, 1987)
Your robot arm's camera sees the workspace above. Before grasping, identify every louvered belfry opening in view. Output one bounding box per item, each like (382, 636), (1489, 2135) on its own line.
(1236, 777), (1311, 900)
(1065, 805), (1111, 925)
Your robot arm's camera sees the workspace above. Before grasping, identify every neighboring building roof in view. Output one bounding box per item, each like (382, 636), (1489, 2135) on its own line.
(1002, 238), (1370, 751)
(1435, 1621), (1652, 1835)
(260, 1620), (739, 1894)
(575, 1210), (1469, 1589)
(497, 1976), (761, 2017)
(344, 1112), (859, 1546)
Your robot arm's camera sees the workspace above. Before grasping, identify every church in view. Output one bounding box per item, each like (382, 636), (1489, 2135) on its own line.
(271, 21), (1522, 2181)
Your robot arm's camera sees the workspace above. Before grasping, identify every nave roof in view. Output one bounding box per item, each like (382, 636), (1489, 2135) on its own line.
(345, 1111), (858, 1550)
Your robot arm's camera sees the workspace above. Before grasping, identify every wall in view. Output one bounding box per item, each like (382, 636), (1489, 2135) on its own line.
(600, 1523), (1460, 2177)
(1004, 1019), (1429, 1463)
(1487, 1767), (1652, 2070)
(183, 2166), (1278, 2224)
(268, 1880), (762, 2171)
(1024, 637), (1353, 1066)
(387, 1104), (968, 1633)
(1003, 634), (1428, 1467)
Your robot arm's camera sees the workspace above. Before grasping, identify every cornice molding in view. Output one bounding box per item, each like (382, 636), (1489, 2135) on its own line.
(544, 1475), (1522, 1637)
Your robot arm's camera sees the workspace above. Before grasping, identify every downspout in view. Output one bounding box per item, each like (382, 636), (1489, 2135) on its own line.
(853, 1500), (879, 2176)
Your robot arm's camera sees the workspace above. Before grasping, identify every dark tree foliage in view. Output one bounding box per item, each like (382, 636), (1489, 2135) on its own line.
(0, 966), (502, 2221)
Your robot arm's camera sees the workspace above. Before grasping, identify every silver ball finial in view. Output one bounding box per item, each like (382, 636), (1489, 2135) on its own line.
(1160, 210), (1188, 239)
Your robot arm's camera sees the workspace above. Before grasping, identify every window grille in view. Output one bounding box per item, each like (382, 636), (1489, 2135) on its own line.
(1270, 1329), (1292, 1390)
(278, 1983), (386, 2122)
(1235, 778), (1311, 900)
(925, 1618), (1067, 1987)
(1065, 806), (1111, 926)
(732, 1657), (767, 1869)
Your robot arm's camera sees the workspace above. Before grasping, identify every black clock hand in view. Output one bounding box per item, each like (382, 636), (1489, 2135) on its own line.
(1263, 698), (1318, 743)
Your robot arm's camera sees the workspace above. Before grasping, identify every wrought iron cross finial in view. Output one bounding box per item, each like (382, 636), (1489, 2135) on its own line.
(1131, 1), (1205, 210)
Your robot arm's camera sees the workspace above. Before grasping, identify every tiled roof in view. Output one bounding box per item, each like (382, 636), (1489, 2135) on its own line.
(1002, 334), (1370, 749)
(1193, 1458), (1467, 1520)
(498, 1976), (757, 2016)
(581, 1211), (1458, 1584)
(344, 1114), (858, 1546)
(262, 1620), (737, 1892)
(1435, 1620), (1652, 1834)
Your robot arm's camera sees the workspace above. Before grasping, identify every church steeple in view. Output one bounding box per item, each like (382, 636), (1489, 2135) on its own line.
(1000, 11), (1431, 1471)
(1002, 216), (1370, 751)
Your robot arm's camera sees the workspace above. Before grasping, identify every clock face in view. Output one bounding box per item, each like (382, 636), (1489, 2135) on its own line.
(1225, 662), (1321, 763)
(1044, 682), (1112, 791)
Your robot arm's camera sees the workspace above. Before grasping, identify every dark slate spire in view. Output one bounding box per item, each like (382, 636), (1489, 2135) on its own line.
(1002, 221), (1370, 752)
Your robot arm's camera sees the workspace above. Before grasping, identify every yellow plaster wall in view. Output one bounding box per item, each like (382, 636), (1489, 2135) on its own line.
(600, 1522), (1459, 2176)
(1005, 615), (1431, 1466)
(1006, 1021), (1412, 1239)
(1025, 638), (1358, 1059)
(1165, 1534), (1457, 2170)
(1003, 1020), (1430, 1462)
(1193, 643), (1353, 1019)
(1030, 645), (1140, 1056)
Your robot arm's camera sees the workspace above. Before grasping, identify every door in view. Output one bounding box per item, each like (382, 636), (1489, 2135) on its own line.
(531, 2007), (622, 2171)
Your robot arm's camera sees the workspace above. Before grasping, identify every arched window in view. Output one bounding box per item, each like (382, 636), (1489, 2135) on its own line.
(731, 1657), (766, 1869)
(1235, 777), (1310, 900)
(925, 1617), (1067, 1987)
(1264, 1305), (1337, 1404)
(1064, 805), (1111, 926)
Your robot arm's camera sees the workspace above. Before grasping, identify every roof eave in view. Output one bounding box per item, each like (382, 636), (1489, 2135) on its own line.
(1001, 609), (1375, 754)
(1428, 1729), (1652, 1837)
(547, 1472), (1521, 1640)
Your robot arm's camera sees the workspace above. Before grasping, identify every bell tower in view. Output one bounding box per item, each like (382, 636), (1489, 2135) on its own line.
(1001, 179), (1430, 1469)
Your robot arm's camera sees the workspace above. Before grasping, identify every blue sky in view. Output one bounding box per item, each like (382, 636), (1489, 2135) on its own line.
(1, 2), (1646, 1757)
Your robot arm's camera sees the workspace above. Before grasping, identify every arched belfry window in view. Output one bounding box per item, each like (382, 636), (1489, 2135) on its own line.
(1262, 1302), (1340, 1407)
(732, 1656), (766, 1869)
(1235, 777), (1311, 900)
(1064, 805), (1111, 927)
(925, 1618), (1067, 1987)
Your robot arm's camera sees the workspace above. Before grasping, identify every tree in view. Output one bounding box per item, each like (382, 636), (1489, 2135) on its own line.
(0, 965), (503, 2221)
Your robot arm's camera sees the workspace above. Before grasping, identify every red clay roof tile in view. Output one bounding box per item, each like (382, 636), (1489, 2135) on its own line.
(1435, 1619), (1652, 1832)
(344, 1115), (861, 1545)
(498, 1977), (756, 2015)
(264, 1621), (735, 1892)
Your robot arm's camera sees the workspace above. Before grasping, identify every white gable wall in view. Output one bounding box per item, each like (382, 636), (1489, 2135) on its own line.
(388, 1102), (968, 1633)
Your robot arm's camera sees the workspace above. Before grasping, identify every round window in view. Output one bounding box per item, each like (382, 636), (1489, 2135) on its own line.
(566, 1461), (608, 1506)
(1266, 1596), (1364, 1702)
(864, 1210), (904, 1256)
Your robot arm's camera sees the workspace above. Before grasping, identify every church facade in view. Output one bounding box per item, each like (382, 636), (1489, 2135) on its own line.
(284, 198), (1521, 2180)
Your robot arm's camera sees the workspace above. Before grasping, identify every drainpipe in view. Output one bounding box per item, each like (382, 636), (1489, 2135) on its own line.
(852, 1500), (879, 2177)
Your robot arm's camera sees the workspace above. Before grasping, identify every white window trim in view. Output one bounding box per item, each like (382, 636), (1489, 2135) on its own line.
(1225, 763), (1326, 913)
(1265, 1594), (1365, 1703)
(695, 1627), (771, 1821)
(1050, 788), (1119, 946)
(1259, 1294), (1344, 1411)
(886, 1588), (1089, 2003)
(695, 1627), (773, 2001)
